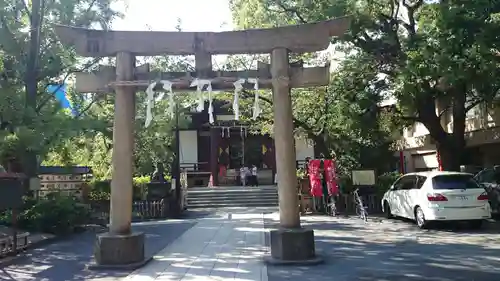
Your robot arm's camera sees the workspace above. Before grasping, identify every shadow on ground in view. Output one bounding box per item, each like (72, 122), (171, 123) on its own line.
(0, 217), (202, 281)
(264, 215), (500, 281)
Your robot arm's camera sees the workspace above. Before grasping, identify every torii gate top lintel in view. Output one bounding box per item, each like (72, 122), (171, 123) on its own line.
(54, 16), (350, 57)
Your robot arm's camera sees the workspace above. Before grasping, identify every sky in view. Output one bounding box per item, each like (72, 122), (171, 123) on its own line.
(112, 0), (234, 32)
(108, 0), (339, 75)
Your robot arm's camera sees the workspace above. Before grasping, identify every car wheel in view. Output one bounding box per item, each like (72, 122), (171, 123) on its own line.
(468, 220), (483, 230)
(384, 201), (394, 219)
(415, 207), (427, 229)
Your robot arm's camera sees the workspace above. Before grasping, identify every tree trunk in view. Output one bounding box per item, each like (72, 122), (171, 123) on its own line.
(437, 140), (463, 171)
(423, 90), (467, 172)
(312, 134), (331, 158)
(23, 0), (42, 182)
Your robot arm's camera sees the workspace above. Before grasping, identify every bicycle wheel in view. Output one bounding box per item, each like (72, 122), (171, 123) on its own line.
(356, 205), (368, 221)
(362, 208), (368, 222)
(330, 204), (337, 216)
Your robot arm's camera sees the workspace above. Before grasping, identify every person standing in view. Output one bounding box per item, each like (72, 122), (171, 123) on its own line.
(251, 165), (259, 186)
(239, 166), (246, 186)
(243, 165), (251, 186)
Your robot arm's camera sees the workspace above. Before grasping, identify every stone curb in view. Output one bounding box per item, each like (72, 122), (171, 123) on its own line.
(86, 256), (153, 271)
(263, 255), (324, 266)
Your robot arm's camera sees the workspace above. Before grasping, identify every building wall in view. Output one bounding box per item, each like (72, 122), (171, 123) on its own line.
(180, 129), (315, 167)
(398, 100), (500, 172)
(295, 137), (315, 161)
(216, 115), (234, 121)
(179, 130), (198, 165)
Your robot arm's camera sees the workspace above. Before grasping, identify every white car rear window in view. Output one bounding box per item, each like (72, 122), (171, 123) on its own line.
(432, 174), (481, 190)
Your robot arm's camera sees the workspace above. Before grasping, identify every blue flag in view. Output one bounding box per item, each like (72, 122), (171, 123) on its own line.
(46, 84), (78, 116)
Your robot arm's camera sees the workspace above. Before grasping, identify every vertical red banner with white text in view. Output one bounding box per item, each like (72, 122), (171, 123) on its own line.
(323, 159), (339, 195)
(308, 159), (322, 197)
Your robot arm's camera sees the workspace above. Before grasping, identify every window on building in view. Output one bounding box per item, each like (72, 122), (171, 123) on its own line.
(465, 102), (481, 120)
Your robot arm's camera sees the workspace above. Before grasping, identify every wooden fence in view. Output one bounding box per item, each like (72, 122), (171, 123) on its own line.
(88, 199), (169, 225)
(337, 194), (383, 215)
(300, 193), (383, 215)
(0, 232), (29, 257)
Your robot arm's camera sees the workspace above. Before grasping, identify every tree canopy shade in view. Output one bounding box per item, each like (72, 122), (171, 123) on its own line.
(220, 48), (398, 173)
(0, 0), (190, 178)
(230, 0), (500, 171)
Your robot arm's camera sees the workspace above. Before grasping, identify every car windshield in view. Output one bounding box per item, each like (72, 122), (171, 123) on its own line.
(432, 174), (481, 190)
(477, 168), (500, 184)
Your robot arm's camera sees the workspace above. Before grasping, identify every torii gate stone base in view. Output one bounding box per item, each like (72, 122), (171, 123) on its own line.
(54, 17), (349, 268)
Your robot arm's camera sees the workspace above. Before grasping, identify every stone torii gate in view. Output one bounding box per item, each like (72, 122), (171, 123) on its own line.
(54, 17), (349, 267)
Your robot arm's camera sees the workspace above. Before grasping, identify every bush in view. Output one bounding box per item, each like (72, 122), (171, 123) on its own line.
(374, 172), (401, 197)
(0, 194), (91, 235)
(133, 176), (151, 200)
(87, 180), (111, 200)
(87, 176), (153, 201)
(335, 171), (401, 196)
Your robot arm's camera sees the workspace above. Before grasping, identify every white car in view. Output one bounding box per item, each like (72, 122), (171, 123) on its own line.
(381, 171), (491, 229)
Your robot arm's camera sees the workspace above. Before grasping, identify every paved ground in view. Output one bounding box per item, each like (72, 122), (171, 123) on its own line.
(0, 215), (199, 281)
(2, 209), (500, 281)
(264, 214), (500, 281)
(124, 211), (268, 281)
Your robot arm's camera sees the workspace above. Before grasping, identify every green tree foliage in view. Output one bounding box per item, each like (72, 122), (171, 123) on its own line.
(0, 1), (195, 178)
(228, 1), (398, 173)
(231, 0), (500, 171)
(0, 0), (123, 175)
(0, 195), (91, 234)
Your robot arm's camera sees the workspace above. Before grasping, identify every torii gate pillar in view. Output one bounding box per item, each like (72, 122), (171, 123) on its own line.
(93, 52), (145, 267)
(266, 48), (320, 264)
(53, 16), (350, 267)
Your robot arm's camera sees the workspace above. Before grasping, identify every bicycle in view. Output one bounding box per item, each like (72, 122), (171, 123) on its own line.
(326, 195), (337, 216)
(353, 188), (368, 222)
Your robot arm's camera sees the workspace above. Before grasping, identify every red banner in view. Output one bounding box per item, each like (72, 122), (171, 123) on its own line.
(323, 159), (339, 195)
(308, 159), (322, 197)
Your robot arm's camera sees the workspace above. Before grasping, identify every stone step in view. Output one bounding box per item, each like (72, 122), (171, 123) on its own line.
(187, 201), (278, 208)
(187, 186), (277, 193)
(188, 197), (277, 201)
(187, 189), (277, 194)
(187, 194), (277, 200)
(187, 189), (278, 194)
(186, 185), (278, 208)
(188, 197), (278, 204)
(187, 193), (278, 200)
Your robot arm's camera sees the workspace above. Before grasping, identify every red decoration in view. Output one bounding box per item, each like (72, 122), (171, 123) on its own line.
(218, 164), (227, 177)
(308, 159), (322, 197)
(437, 151), (443, 171)
(323, 159), (339, 195)
(399, 151), (405, 173)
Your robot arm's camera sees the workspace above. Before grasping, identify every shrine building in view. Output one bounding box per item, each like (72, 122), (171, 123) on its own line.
(179, 100), (315, 187)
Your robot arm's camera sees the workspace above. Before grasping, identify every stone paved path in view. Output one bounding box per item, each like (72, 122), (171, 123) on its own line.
(123, 212), (268, 281)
